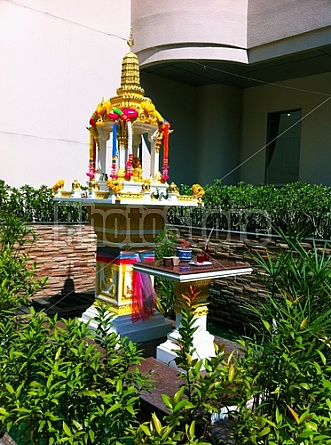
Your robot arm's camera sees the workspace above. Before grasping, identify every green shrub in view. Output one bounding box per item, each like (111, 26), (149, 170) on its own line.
(168, 182), (331, 239)
(0, 304), (148, 444)
(154, 229), (177, 318)
(2, 179), (331, 237)
(0, 180), (88, 223)
(132, 286), (236, 444)
(136, 233), (331, 444)
(0, 215), (47, 314)
(231, 232), (331, 444)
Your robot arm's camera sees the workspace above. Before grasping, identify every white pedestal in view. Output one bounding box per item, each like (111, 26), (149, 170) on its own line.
(80, 306), (172, 343)
(156, 311), (215, 368)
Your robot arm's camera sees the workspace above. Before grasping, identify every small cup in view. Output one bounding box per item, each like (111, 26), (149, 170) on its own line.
(171, 256), (180, 266)
(197, 253), (205, 264)
(163, 257), (172, 267)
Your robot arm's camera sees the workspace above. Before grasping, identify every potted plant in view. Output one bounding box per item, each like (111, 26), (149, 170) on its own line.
(176, 239), (192, 262)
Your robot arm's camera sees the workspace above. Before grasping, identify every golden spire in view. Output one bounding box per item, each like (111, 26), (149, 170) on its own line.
(127, 28), (134, 50)
(110, 30), (145, 108)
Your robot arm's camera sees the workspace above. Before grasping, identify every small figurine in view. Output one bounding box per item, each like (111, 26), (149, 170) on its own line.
(168, 182), (179, 194)
(72, 179), (81, 190)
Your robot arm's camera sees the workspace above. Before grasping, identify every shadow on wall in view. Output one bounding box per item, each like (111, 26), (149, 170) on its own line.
(31, 265), (95, 318)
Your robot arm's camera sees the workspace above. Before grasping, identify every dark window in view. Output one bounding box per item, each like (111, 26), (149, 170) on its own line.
(265, 110), (302, 185)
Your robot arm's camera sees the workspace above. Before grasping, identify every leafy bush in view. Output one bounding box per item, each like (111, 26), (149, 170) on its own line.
(233, 294), (331, 444)
(136, 233), (331, 444)
(0, 215), (47, 314)
(132, 286), (237, 444)
(168, 182), (331, 239)
(0, 304), (149, 444)
(154, 229), (177, 318)
(3, 179), (331, 237)
(0, 180), (88, 223)
(230, 233), (331, 444)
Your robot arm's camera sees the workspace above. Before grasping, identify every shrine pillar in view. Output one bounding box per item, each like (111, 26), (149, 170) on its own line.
(80, 202), (172, 342)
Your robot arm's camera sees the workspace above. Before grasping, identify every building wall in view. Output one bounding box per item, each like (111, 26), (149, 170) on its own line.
(1, 0), (130, 189)
(139, 75), (243, 186)
(140, 70), (331, 186)
(132, 0), (331, 67)
(140, 72), (198, 186)
(2, 1), (330, 190)
(195, 84), (242, 185)
(131, 0), (249, 66)
(240, 72), (331, 185)
(247, 0), (331, 48)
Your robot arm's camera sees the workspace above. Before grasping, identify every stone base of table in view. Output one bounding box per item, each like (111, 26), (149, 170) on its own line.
(80, 306), (173, 343)
(156, 311), (216, 368)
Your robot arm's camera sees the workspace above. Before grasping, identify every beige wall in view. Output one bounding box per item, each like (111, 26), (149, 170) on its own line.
(1, 0), (131, 189)
(240, 72), (331, 185)
(133, 0), (331, 67)
(247, 0), (331, 48)
(132, 0), (249, 66)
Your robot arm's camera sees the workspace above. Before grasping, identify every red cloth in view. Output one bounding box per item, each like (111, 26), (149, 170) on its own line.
(131, 271), (156, 322)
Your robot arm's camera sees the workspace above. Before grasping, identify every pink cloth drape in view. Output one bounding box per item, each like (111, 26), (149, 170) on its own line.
(131, 271), (156, 322)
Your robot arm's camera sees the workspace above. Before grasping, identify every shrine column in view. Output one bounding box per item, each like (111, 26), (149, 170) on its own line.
(96, 127), (110, 175)
(150, 134), (160, 180)
(80, 202), (172, 342)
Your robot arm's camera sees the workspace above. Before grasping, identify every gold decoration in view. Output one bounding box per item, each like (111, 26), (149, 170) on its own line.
(60, 191), (71, 198)
(89, 179), (99, 191)
(107, 178), (123, 196)
(118, 192), (144, 200)
(177, 195), (196, 202)
(52, 179), (65, 192)
(94, 191), (110, 199)
(168, 182), (179, 194)
(72, 179), (81, 190)
(141, 181), (151, 192)
(192, 184), (205, 199)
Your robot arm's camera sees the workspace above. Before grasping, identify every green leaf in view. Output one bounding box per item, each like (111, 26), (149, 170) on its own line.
(258, 427), (270, 437)
(5, 383), (14, 394)
(152, 413), (162, 435)
(316, 349), (326, 365)
(89, 429), (95, 442)
(62, 421), (71, 436)
(262, 320), (271, 331)
(139, 423), (151, 436)
(189, 420), (195, 438)
(172, 386), (185, 404)
(106, 403), (121, 414)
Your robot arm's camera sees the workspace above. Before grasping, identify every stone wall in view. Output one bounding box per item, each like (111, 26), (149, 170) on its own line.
(24, 224), (96, 299)
(23, 223), (329, 333)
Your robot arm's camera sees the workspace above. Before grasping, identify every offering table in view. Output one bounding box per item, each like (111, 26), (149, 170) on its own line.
(133, 259), (253, 368)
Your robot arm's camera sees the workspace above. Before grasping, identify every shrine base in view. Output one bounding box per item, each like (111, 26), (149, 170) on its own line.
(156, 310), (215, 368)
(80, 305), (173, 343)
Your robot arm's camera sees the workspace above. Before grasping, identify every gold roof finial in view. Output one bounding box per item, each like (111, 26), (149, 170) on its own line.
(110, 29), (145, 108)
(127, 28), (134, 50)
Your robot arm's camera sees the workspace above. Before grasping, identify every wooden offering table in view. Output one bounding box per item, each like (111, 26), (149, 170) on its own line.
(134, 259), (253, 367)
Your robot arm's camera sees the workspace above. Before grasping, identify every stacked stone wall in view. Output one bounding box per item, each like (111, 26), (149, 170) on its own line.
(22, 224), (330, 332)
(23, 224), (96, 299)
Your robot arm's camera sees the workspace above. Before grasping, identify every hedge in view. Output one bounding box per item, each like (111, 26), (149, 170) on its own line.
(1, 179), (331, 239)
